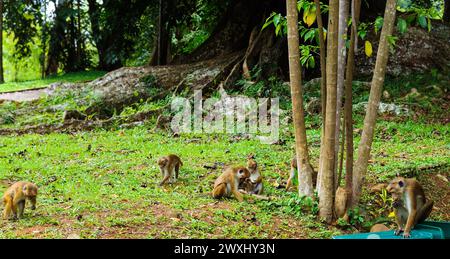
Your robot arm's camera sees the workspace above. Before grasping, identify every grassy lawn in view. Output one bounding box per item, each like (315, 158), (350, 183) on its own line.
(0, 120), (448, 238)
(0, 71), (448, 239)
(0, 71), (107, 93)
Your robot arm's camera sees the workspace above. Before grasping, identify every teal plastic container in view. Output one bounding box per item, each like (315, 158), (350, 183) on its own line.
(332, 221), (450, 239)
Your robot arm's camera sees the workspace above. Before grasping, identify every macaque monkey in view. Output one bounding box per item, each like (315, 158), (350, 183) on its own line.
(3, 181), (38, 220)
(386, 176), (433, 238)
(286, 156), (317, 191)
(157, 154), (183, 186)
(212, 166), (250, 202)
(370, 224), (390, 233)
(239, 155), (263, 195)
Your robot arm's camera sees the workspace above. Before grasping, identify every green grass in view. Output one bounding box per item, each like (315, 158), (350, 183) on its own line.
(0, 71), (107, 93)
(0, 118), (448, 238)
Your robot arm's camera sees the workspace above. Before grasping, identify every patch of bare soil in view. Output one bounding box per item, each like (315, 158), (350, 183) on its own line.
(419, 171), (450, 221)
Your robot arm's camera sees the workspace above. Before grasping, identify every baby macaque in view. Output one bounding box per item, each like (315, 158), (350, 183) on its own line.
(286, 156), (317, 191)
(239, 155), (263, 195)
(212, 166), (250, 202)
(3, 181), (38, 220)
(158, 154), (183, 186)
(386, 176), (433, 238)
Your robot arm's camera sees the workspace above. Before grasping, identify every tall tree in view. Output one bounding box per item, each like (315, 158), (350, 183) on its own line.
(343, 0), (361, 213)
(352, 0), (397, 206)
(334, 0), (349, 189)
(286, 0), (315, 197)
(0, 0), (4, 84)
(150, 0), (173, 66)
(314, 0), (327, 120)
(46, 0), (65, 75)
(314, 0), (327, 192)
(319, 0), (339, 223)
(444, 0), (449, 22)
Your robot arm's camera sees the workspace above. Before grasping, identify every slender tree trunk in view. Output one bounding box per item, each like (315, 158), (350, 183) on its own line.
(151, 0), (172, 66)
(0, 0), (4, 84)
(286, 0), (315, 197)
(87, 0), (105, 70)
(444, 1), (449, 22)
(334, 0), (349, 190)
(314, 0), (327, 191)
(46, 0), (63, 76)
(76, 0), (83, 70)
(319, 0), (339, 223)
(338, 116), (345, 185)
(41, 0), (48, 79)
(344, 0), (361, 205)
(314, 0), (327, 119)
(352, 0), (397, 206)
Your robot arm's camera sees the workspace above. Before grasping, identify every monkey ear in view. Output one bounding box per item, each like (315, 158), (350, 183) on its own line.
(398, 180), (404, 187)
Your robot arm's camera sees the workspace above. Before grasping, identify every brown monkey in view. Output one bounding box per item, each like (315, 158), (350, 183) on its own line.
(3, 181), (38, 220)
(157, 154), (183, 186)
(239, 155), (263, 195)
(212, 166), (250, 202)
(286, 156), (318, 191)
(386, 177), (433, 238)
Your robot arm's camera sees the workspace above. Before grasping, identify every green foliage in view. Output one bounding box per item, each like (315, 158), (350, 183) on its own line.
(262, 1), (329, 70)
(347, 207), (366, 227)
(260, 193), (319, 218)
(4, 0), (42, 59)
(2, 32), (43, 83)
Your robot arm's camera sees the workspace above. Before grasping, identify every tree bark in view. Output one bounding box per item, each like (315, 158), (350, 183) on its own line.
(151, 0), (172, 66)
(444, 1), (449, 22)
(314, 0), (327, 119)
(286, 0), (315, 197)
(314, 0), (327, 192)
(334, 0), (349, 190)
(352, 0), (397, 206)
(41, 0), (48, 79)
(46, 0), (64, 76)
(0, 0), (4, 84)
(344, 0), (361, 206)
(319, 0), (339, 223)
(87, 0), (106, 70)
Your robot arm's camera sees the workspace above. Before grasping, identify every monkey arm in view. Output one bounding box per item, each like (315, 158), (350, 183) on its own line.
(232, 190), (244, 202)
(159, 169), (171, 186)
(253, 182), (263, 195)
(404, 209), (417, 237)
(230, 181), (243, 202)
(29, 196), (37, 210)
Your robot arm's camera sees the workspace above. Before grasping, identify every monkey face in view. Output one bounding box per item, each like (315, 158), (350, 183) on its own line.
(236, 167), (250, 180)
(387, 177), (405, 195)
(158, 157), (168, 168)
(247, 160), (257, 172)
(23, 184), (38, 197)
